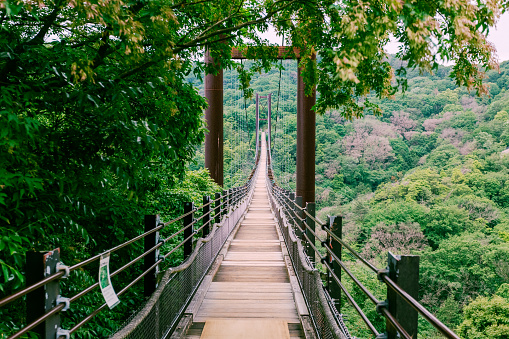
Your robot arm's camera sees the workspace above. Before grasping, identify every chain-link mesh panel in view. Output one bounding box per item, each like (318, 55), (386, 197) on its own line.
(268, 182), (351, 339)
(112, 191), (252, 339)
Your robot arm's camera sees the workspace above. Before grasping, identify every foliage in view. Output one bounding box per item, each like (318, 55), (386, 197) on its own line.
(310, 60), (509, 335)
(457, 292), (509, 339)
(1, 0), (508, 336)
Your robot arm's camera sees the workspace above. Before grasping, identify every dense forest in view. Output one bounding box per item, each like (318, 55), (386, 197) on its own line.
(2, 0), (507, 337)
(191, 57), (509, 338)
(317, 58), (509, 338)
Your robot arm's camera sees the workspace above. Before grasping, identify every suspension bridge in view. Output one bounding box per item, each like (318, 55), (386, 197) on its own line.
(1, 48), (461, 339)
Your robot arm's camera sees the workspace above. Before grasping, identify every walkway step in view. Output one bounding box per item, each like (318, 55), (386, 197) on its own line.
(186, 322), (305, 339)
(200, 319), (290, 339)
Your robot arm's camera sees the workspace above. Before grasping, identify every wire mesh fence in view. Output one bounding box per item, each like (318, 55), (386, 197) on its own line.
(268, 176), (350, 339)
(112, 177), (253, 339)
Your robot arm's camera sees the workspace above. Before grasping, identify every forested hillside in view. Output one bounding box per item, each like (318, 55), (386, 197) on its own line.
(317, 58), (509, 338)
(201, 58), (509, 338)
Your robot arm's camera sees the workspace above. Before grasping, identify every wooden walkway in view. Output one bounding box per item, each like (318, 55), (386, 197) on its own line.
(184, 134), (308, 339)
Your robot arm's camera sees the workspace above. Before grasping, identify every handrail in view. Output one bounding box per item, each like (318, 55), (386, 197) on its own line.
(112, 138), (261, 339)
(0, 270), (65, 308)
(2, 144), (262, 339)
(380, 274), (461, 339)
(322, 245), (380, 306)
(267, 173), (349, 339)
(323, 226), (379, 273)
(265, 138), (460, 339)
(321, 261), (379, 337)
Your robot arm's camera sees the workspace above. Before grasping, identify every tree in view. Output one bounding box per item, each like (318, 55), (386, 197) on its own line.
(458, 294), (509, 339)
(420, 233), (509, 310)
(362, 221), (427, 259)
(422, 205), (471, 248)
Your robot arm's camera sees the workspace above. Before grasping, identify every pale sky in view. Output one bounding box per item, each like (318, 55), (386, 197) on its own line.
(261, 11), (509, 62)
(488, 11), (509, 62)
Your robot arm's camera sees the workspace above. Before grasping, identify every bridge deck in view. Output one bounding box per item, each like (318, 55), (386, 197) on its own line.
(185, 136), (306, 338)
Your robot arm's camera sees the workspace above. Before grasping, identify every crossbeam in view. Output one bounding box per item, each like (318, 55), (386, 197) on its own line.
(231, 46), (301, 60)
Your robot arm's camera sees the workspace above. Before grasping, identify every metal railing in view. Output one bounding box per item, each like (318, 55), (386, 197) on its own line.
(112, 163), (260, 339)
(266, 167), (350, 339)
(1, 151), (261, 339)
(265, 144), (460, 339)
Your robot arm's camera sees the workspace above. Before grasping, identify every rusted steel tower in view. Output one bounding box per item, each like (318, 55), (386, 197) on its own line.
(204, 50), (224, 187)
(296, 54), (316, 205)
(204, 46), (315, 206)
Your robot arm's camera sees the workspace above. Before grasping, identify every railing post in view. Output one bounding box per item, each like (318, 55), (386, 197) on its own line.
(386, 252), (420, 339)
(222, 190), (228, 217)
(328, 215), (342, 313)
(295, 196), (304, 238)
(289, 192), (296, 228)
(203, 196), (211, 237)
(183, 202), (194, 259)
(324, 220), (331, 293)
(26, 249), (62, 339)
(305, 202), (316, 262)
(215, 192), (221, 224)
(144, 214), (160, 297)
(289, 192), (295, 203)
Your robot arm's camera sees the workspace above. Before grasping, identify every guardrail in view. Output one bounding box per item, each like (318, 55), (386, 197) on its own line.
(265, 144), (460, 339)
(1, 151), (261, 339)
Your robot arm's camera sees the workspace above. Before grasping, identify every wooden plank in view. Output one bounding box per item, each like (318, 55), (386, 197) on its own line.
(228, 245), (281, 253)
(204, 291), (294, 300)
(231, 240), (280, 244)
(239, 223), (275, 227)
(201, 299), (296, 306)
(234, 228), (277, 232)
(195, 313), (299, 323)
(221, 261), (285, 266)
(225, 252), (283, 261)
(213, 276), (289, 283)
(233, 235), (279, 241)
(197, 310), (298, 317)
(235, 227), (277, 231)
(215, 265), (288, 274)
(236, 227), (276, 231)
(207, 282), (292, 292)
(200, 319), (290, 339)
(229, 242), (281, 247)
